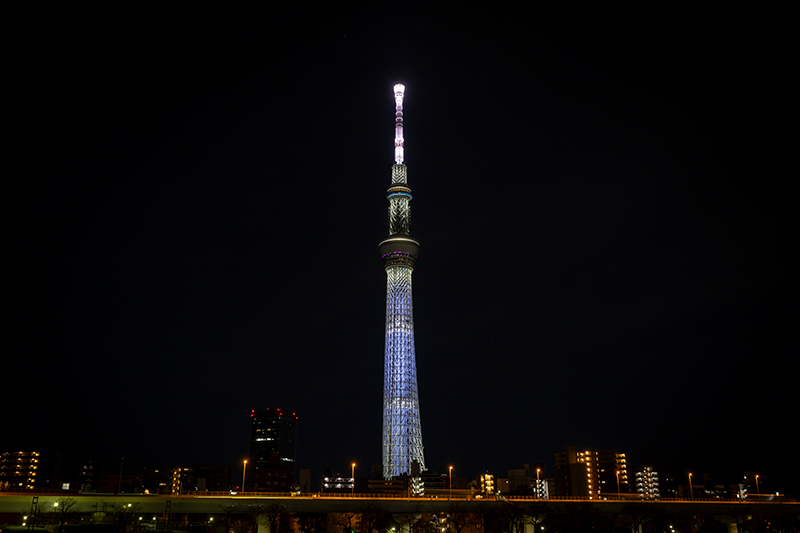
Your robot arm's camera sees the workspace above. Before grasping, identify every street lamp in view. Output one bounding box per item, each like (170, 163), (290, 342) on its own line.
(242, 460), (248, 493)
(688, 473), (693, 501)
(755, 475), (760, 495)
(449, 466), (453, 500)
(536, 468), (541, 499)
(616, 470), (620, 498)
(351, 463), (356, 496)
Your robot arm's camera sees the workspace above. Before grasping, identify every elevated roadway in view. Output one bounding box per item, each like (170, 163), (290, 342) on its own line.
(1, 492), (797, 517)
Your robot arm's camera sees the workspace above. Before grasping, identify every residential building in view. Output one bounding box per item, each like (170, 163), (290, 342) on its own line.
(171, 465), (230, 494)
(0, 450), (61, 491)
(635, 464), (660, 499)
(556, 446), (629, 498)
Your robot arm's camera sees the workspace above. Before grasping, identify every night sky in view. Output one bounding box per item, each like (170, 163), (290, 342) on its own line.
(7, 7), (794, 493)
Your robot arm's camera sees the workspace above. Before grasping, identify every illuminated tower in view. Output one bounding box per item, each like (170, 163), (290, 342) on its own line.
(379, 84), (425, 478)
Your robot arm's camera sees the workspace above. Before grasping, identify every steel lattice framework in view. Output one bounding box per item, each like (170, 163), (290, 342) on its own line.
(379, 84), (425, 479)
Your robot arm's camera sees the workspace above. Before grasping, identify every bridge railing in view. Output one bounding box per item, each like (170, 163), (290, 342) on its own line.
(1, 490), (793, 503)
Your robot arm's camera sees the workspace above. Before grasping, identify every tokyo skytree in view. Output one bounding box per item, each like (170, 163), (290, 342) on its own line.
(379, 84), (425, 479)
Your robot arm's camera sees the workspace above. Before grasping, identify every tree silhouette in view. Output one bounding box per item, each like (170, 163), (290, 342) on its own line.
(329, 512), (360, 533)
(111, 502), (142, 533)
(470, 504), (501, 533)
(439, 504), (479, 533)
(496, 501), (527, 533)
(54, 496), (79, 532)
(358, 504), (391, 533)
(260, 503), (288, 533)
(220, 503), (244, 533)
(297, 512), (328, 533)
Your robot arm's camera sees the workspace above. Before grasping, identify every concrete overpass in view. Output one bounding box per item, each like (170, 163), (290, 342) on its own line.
(1, 493), (797, 533)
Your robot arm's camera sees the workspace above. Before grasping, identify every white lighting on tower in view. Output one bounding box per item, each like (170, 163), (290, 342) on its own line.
(393, 84), (406, 165)
(380, 83), (425, 479)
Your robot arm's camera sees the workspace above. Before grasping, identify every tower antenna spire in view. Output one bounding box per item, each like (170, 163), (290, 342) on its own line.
(394, 84), (405, 164)
(379, 83), (425, 481)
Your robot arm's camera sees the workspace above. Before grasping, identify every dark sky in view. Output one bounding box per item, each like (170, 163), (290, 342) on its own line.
(7, 7), (794, 493)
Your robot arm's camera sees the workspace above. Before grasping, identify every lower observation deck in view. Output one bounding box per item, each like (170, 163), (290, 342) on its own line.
(379, 235), (419, 268)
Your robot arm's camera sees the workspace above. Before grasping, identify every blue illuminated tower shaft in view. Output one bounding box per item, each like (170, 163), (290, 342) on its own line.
(379, 84), (425, 479)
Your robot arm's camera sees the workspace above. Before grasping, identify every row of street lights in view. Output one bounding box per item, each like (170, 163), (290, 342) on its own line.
(241, 460), (455, 497)
(241, 459), (357, 494)
(686, 472), (759, 500)
(241, 461), (761, 501)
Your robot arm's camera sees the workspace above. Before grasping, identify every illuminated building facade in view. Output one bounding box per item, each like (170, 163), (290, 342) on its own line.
(555, 446), (629, 498)
(532, 463), (553, 500)
(171, 466), (190, 495)
(78, 462), (94, 493)
(533, 477), (551, 499)
(380, 84), (425, 478)
(0, 451), (40, 491)
(320, 466), (365, 493)
(635, 464), (660, 499)
(480, 472), (496, 496)
(0, 450), (60, 491)
(248, 408), (297, 490)
(320, 472), (354, 493)
(170, 465), (230, 494)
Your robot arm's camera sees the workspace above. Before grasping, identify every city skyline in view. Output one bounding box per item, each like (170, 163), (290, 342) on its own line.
(0, 443), (786, 500)
(6, 6), (792, 496)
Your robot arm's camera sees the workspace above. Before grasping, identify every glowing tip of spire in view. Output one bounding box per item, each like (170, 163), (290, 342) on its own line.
(394, 84), (405, 94)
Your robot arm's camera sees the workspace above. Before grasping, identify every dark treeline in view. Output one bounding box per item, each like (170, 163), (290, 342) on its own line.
(6, 498), (800, 533)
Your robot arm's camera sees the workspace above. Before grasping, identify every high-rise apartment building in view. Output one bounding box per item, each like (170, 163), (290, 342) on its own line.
(248, 408), (297, 490)
(0, 450), (60, 491)
(555, 446), (629, 498)
(0, 451), (40, 491)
